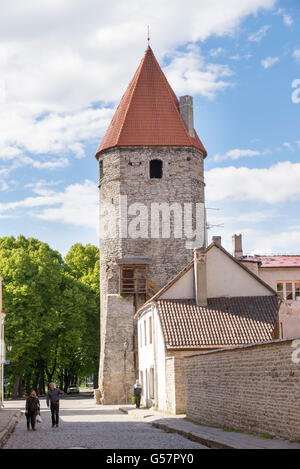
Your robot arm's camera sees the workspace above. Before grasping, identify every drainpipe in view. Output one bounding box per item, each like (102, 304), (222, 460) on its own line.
(193, 248), (207, 306)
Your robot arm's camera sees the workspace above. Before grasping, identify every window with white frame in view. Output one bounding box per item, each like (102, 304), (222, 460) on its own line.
(140, 323), (142, 348)
(150, 367), (154, 399)
(144, 319), (147, 346)
(149, 316), (153, 344)
(277, 281), (300, 300)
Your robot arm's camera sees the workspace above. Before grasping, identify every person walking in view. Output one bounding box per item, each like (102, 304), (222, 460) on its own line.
(25, 390), (40, 431)
(133, 379), (142, 409)
(46, 382), (64, 428)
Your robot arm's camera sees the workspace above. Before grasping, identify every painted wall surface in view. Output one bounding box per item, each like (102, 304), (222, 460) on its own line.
(160, 267), (194, 300)
(206, 247), (272, 298)
(259, 268), (300, 289)
(138, 305), (166, 410)
(257, 268), (300, 339)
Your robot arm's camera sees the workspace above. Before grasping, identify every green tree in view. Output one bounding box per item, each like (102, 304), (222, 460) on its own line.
(1, 236), (64, 397)
(1, 237), (100, 397)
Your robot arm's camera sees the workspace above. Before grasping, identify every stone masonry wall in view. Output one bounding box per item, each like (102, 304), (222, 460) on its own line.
(185, 339), (300, 441)
(98, 145), (205, 404)
(165, 357), (176, 414)
(165, 355), (186, 414)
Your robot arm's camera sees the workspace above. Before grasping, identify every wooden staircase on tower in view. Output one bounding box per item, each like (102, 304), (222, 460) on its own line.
(119, 264), (160, 299)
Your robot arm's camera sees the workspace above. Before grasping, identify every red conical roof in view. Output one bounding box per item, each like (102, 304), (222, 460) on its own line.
(95, 47), (207, 158)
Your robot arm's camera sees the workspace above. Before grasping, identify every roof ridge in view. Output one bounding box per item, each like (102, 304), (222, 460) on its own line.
(151, 50), (198, 147)
(115, 48), (148, 146)
(95, 47), (207, 157)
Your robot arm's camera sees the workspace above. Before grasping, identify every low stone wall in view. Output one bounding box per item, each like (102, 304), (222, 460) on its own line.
(165, 356), (186, 414)
(185, 338), (300, 441)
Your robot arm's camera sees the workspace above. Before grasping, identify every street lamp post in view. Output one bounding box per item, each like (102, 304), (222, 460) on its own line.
(123, 339), (129, 404)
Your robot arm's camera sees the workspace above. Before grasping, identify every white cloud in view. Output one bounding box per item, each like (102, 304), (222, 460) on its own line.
(261, 56), (279, 69)
(213, 148), (260, 162)
(283, 142), (294, 151)
(293, 50), (300, 64)
(0, 0), (276, 109)
(213, 227), (300, 256)
(0, 0), (276, 170)
(163, 45), (234, 99)
(0, 104), (114, 161)
(0, 179), (98, 229)
(209, 48), (224, 58)
(248, 25), (271, 42)
(283, 14), (293, 27)
(206, 161), (300, 204)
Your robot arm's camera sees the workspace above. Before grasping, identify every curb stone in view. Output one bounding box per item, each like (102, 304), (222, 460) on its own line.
(0, 411), (22, 449)
(119, 407), (300, 449)
(151, 421), (232, 449)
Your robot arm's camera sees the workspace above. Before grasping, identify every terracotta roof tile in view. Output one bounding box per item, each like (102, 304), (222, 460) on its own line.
(95, 47), (207, 157)
(157, 296), (279, 349)
(242, 255), (300, 268)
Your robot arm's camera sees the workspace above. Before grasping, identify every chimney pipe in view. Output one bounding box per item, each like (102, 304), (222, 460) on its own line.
(232, 234), (243, 259)
(193, 247), (207, 306)
(212, 236), (222, 247)
(179, 96), (194, 137)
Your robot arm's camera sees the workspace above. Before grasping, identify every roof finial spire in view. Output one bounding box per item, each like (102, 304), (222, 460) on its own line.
(147, 25), (150, 47)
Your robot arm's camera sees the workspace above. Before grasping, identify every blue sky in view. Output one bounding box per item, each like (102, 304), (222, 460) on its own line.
(0, 0), (299, 256)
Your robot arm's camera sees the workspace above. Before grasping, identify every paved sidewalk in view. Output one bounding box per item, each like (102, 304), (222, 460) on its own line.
(119, 406), (300, 449)
(0, 409), (22, 448)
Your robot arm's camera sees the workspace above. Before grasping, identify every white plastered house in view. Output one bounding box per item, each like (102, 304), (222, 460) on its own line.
(135, 239), (280, 414)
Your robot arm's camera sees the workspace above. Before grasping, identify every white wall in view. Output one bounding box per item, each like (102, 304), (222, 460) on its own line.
(138, 305), (166, 409)
(206, 246), (272, 298)
(257, 268), (300, 338)
(160, 267), (194, 300)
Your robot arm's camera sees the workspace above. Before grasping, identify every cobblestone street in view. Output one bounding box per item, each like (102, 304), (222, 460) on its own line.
(2, 398), (207, 449)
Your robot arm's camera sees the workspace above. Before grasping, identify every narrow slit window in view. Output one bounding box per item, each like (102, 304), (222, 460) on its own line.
(150, 159), (163, 179)
(99, 160), (104, 181)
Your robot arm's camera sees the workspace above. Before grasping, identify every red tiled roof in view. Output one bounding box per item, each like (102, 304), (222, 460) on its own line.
(157, 296), (279, 349)
(242, 256), (300, 268)
(95, 46), (207, 157)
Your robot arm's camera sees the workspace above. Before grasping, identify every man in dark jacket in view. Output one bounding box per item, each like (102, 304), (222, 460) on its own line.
(133, 379), (142, 408)
(46, 382), (64, 428)
(25, 390), (40, 431)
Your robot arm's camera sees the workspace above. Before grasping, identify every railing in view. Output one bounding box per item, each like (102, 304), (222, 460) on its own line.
(120, 277), (146, 294)
(146, 279), (160, 298)
(120, 277), (160, 298)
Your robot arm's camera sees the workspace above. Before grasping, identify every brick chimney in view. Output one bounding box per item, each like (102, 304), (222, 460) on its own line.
(179, 96), (194, 137)
(193, 247), (207, 306)
(232, 234), (243, 259)
(212, 236), (222, 247)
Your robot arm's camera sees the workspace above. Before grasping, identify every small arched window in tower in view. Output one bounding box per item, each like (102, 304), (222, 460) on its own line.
(150, 159), (163, 179)
(98, 160), (104, 187)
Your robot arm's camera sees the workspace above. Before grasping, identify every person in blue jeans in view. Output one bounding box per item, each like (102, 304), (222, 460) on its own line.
(46, 382), (64, 428)
(25, 390), (40, 431)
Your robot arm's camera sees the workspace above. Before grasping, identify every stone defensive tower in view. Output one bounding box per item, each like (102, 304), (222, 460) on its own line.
(95, 46), (207, 404)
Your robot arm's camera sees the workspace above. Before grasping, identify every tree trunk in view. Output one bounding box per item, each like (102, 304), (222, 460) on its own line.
(32, 371), (39, 393)
(12, 375), (22, 399)
(93, 372), (98, 389)
(64, 370), (71, 393)
(25, 373), (31, 396)
(18, 375), (24, 398)
(38, 371), (45, 396)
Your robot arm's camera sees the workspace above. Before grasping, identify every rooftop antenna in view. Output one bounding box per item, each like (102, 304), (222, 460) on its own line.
(147, 25), (150, 46)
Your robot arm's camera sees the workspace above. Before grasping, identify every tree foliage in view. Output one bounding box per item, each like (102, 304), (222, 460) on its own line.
(0, 236), (99, 397)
